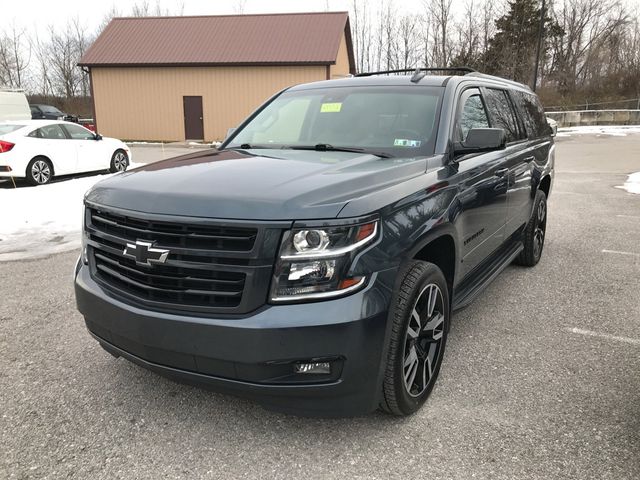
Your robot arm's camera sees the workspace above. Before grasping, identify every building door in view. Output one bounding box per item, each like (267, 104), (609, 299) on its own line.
(183, 96), (204, 140)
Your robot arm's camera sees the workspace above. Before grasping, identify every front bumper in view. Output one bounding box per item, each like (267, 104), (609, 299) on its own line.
(75, 262), (397, 416)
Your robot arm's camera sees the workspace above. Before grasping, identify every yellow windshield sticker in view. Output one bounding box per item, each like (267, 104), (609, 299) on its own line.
(320, 102), (342, 113)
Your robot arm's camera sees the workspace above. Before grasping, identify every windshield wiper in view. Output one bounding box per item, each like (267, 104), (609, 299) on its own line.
(285, 144), (394, 158)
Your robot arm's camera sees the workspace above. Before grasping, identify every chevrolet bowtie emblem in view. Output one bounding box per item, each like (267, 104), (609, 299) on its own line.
(123, 240), (170, 266)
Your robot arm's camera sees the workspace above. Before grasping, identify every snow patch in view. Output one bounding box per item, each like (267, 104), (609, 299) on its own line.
(616, 172), (640, 195)
(556, 125), (640, 137)
(0, 164), (144, 262)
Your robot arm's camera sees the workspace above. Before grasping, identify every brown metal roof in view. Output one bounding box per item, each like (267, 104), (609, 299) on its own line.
(79, 12), (354, 69)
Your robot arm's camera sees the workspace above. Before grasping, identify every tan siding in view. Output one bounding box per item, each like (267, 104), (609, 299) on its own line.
(92, 65), (326, 142)
(330, 33), (351, 79)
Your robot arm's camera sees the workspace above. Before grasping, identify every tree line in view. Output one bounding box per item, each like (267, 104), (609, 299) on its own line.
(351, 0), (640, 110)
(1, 0), (638, 114)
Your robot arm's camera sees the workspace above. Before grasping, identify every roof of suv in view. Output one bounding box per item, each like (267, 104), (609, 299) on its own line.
(290, 71), (533, 93)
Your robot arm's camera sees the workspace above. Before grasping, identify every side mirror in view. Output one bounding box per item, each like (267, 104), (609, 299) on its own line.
(94, 134), (103, 141)
(225, 127), (236, 140)
(454, 128), (506, 156)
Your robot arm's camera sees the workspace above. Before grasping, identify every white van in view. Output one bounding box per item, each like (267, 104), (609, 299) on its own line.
(0, 89), (31, 122)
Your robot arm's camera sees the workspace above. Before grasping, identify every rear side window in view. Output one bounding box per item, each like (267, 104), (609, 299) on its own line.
(483, 88), (519, 143)
(38, 124), (67, 140)
(457, 93), (490, 142)
(513, 91), (549, 138)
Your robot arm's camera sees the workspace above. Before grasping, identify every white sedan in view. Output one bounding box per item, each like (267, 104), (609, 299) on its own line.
(0, 120), (131, 185)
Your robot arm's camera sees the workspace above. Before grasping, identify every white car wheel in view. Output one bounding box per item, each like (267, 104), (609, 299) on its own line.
(26, 157), (53, 186)
(110, 150), (128, 173)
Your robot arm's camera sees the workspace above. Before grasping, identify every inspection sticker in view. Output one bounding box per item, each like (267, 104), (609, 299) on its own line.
(394, 138), (421, 147)
(320, 102), (342, 113)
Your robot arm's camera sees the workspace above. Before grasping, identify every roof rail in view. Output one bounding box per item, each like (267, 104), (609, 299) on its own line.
(464, 72), (532, 91)
(355, 67), (476, 78)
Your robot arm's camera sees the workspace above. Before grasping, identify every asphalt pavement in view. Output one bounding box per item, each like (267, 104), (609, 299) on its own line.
(1, 133), (639, 479)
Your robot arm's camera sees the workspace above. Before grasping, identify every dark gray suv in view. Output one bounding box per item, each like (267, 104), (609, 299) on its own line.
(74, 68), (554, 416)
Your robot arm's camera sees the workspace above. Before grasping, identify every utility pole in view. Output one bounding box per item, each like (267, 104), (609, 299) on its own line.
(532, 0), (546, 92)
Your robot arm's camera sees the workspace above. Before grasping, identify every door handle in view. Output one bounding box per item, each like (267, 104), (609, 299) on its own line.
(495, 168), (509, 177)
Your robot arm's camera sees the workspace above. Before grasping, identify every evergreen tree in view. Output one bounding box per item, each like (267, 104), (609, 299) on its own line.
(483, 0), (562, 85)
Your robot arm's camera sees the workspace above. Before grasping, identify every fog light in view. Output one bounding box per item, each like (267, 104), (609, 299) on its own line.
(294, 361), (331, 374)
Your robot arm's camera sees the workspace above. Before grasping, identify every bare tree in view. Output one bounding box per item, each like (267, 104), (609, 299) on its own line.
(30, 33), (53, 95)
(131, 0), (184, 17)
(47, 23), (81, 98)
(452, 0), (481, 66)
(383, 1), (399, 70)
(233, 0), (247, 15)
(397, 15), (421, 69)
(428, 0), (453, 66)
(71, 17), (90, 97)
(0, 23), (31, 88)
(549, 0), (629, 93)
(350, 0), (378, 72)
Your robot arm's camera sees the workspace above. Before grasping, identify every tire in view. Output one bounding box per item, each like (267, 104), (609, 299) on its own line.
(109, 150), (129, 173)
(515, 190), (547, 267)
(380, 261), (450, 416)
(26, 157), (53, 186)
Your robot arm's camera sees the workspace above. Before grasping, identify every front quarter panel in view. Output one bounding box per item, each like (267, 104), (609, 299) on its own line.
(346, 161), (463, 282)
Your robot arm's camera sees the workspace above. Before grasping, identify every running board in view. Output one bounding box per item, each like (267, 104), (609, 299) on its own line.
(452, 242), (524, 311)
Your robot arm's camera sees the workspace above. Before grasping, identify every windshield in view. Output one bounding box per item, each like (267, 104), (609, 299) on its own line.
(227, 86), (443, 158)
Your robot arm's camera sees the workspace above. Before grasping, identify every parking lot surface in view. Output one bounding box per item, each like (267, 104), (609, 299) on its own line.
(1, 133), (639, 479)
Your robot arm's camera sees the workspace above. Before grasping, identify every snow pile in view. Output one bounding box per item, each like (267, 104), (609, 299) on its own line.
(616, 172), (640, 195)
(556, 125), (640, 137)
(0, 167), (141, 262)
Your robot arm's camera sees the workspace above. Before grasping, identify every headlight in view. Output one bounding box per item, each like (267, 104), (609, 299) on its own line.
(270, 219), (378, 302)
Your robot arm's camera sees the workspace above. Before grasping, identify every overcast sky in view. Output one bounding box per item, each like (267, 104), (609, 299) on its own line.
(5, 0), (432, 34)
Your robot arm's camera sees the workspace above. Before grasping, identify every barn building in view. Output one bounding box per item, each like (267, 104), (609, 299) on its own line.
(79, 12), (355, 142)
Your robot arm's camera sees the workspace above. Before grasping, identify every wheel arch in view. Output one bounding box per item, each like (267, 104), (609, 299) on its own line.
(27, 155), (55, 176)
(410, 229), (458, 297)
(113, 148), (129, 161)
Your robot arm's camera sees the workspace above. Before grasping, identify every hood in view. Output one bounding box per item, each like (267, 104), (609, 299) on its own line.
(85, 148), (429, 220)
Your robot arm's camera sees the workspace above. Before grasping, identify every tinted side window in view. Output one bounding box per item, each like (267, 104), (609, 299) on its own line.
(514, 91), (549, 138)
(63, 123), (95, 140)
(457, 94), (490, 142)
(483, 88), (519, 143)
(39, 125), (67, 140)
